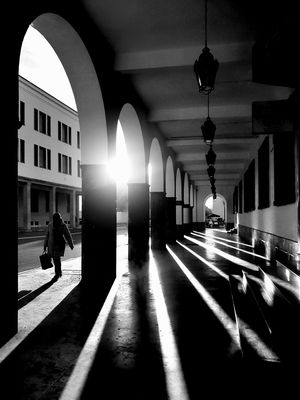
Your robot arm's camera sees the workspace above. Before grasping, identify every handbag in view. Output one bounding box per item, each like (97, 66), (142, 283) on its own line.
(40, 251), (53, 270)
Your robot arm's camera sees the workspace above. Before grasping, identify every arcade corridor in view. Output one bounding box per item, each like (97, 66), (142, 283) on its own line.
(1, 230), (299, 399)
(2, 1), (300, 398)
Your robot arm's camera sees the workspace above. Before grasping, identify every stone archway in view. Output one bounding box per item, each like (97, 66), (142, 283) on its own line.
(117, 103), (148, 265)
(149, 138), (165, 248)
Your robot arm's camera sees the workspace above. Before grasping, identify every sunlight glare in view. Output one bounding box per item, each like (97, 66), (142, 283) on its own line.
(108, 121), (130, 184)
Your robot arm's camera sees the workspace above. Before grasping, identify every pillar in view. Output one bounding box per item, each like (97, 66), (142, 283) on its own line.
(151, 191), (166, 249)
(176, 200), (184, 238)
(1, 75), (18, 345)
(81, 164), (116, 306)
(165, 196), (176, 243)
(23, 181), (31, 231)
(49, 186), (56, 216)
(183, 204), (192, 234)
(70, 190), (76, 228)
(128, 183), (149, 266)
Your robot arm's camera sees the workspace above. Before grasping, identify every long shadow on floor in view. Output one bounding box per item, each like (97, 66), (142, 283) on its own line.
(0, 282), (104, 400)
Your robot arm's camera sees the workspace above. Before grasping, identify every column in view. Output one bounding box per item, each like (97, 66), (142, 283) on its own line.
(151, 191), (166, 249)
(128, 183), (149, 266)
(81, 164), (116, 305)
(1, 78), (18, 345)
(183, 204), (192, 234)
(70, 190), (76, 228)
(165, 196), (176, 243)
(23, 181), (31, 231)
(49, 186), (56, 217)
(176, 200), (184, 238)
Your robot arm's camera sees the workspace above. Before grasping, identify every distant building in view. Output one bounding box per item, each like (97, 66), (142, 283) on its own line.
(18, 76), (82, 231)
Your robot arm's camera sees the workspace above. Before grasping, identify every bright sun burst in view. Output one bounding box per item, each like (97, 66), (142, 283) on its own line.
(108, 121), (130, 184)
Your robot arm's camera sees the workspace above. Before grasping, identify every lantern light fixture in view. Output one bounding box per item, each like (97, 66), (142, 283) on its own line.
(201, 95), (216, 145)
(207, 165), (215, 178)
(194, 0), (219, 94)
(206, 145), (216, 165)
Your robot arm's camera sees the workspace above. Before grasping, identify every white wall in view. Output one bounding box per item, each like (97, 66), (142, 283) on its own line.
(18, 77), (81, 189)
(238, 134), (298, 242)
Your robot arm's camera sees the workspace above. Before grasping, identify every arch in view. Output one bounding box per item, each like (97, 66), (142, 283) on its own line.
(165, 157), (175, 197)
(118, 103), (146, 183)
(31, 13), (107, 164)
(176, 168), (182, 201)
(204, 193), (227, 222)
(149, 138), (164, 192)
(183, 173), (189, 204)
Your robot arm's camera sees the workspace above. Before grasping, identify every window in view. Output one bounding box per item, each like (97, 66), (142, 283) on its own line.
(77, 131), (80, 149)
(58, 121), (72, 145)
(58, 153), (72, 175)
(258, 137), (270, 209)
(18, 139), (25, 163)
(244, 159), (255, 212)
(19, 101), (25, 126)
(77, 160), (81, 177)
(34, 108), (51, 135)
(34, 145), (51, 169)
(273, 132), (295, 206)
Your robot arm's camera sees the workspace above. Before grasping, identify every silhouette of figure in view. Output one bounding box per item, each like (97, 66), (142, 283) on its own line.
(44, 212), (74, 280)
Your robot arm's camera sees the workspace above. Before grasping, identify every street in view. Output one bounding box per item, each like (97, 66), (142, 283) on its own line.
(18, 226), (128, 273)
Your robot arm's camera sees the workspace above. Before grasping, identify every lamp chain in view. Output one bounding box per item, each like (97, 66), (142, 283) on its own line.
(207, 94), (210, 117)
(204, 0), (207, 48)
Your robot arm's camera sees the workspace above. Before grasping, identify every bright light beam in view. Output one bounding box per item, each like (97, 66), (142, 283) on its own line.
(149, 253), (189, 400)
(184, 235), (259, 272)
(177, 241), (228, 280)
(166, 245), (241, 354)
(167, 245), (280, 362)
(191, 232), (268, 260)
(193, 230), (254, 248)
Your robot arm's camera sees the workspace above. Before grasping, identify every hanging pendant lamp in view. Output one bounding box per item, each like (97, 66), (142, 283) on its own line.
(194, 0), (219, 94)
(201, 95), (216, 144)
(206, 144), (216, 165)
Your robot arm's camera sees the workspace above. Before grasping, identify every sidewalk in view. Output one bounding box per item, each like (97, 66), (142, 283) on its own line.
(0, 257), (81, 364)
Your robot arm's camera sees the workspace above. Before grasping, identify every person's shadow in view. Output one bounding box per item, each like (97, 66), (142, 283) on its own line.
(18, 279), (56, 310)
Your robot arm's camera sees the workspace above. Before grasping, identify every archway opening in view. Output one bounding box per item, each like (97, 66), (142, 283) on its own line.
(204, 194), (226, 230)
(108, 121), (129, 275)
(17, 14), (107, 293)
(18, 24), (83, 284)
(115, 103), (146, 268)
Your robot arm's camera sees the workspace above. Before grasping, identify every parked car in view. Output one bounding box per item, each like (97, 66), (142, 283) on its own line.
(206, 216), (219, 228)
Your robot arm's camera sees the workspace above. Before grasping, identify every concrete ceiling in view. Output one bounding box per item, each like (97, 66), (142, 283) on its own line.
(82, 0), (295, 190)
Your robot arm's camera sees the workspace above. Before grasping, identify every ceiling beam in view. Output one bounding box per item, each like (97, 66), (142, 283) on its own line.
(195, 180), (235, 187)
(115, 42), (253, 71)
(189, 173), (240, 180)
(150, 104), (251, 122)
(184, 163), (245, 170)
(177, 152), (250, 161)
(167, 137), (256, 147)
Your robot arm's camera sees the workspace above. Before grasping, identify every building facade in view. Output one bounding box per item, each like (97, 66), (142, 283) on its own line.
(18, 76), (82, 231)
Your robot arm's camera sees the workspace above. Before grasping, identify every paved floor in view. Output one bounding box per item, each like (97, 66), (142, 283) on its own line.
(1, 229), (299, 399)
